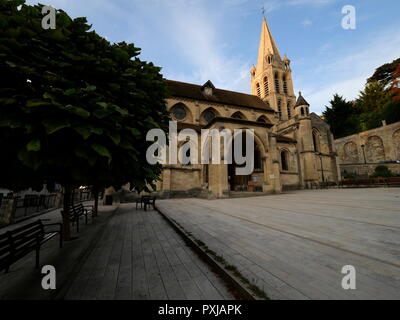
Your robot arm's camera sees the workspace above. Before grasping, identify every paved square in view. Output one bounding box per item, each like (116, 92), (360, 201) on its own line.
(65, 204), (235, 300)
(157, 188), (400, 300)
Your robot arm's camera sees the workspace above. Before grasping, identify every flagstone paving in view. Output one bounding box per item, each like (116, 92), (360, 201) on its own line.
(157, 188), (400, 300)
(64, 204), (235, 300)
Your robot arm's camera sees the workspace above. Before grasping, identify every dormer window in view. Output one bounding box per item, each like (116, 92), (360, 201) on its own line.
(201, 80), (215, 97)
(204, 87), (213, 96)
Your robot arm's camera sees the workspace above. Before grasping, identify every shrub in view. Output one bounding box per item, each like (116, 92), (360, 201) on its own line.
(370, 165), (394, 178)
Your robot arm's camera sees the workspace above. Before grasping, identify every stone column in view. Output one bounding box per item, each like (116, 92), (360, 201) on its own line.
(208, 164), (229, 198)
(162, 168), (172, 193)
(269, 134), (282, 193)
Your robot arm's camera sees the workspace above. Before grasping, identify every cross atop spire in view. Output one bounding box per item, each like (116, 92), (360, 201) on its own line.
(256, 17), (282, 74)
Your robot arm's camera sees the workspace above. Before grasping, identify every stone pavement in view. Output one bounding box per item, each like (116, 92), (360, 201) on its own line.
(64, 204), (235, 300)
(157, 188), (400, 300)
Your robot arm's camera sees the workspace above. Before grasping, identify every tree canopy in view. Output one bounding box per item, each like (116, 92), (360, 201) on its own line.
(322, 94), (361, 139)
(0, 0), (170, 237)
(324, 58), (400, 138)
(367, 58), (400, 86)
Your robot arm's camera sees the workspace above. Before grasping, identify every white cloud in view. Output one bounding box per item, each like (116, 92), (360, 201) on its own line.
(297, 26), (400, 114)
(263, 0), (338, 13)
(302, 19), (313, 27)
(141, 0), (252, 92)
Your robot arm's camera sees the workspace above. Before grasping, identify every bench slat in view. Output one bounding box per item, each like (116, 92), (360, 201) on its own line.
(0, 220), (62, 273)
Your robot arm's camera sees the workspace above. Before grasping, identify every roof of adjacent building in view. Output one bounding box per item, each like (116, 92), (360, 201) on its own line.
(166, 79), (275, 113)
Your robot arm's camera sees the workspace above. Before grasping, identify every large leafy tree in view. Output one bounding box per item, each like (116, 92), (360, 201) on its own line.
(391, 65), (400, 101)
(322, 94), (361, 139)
(0, 0), (169, 238)
(382, 66), (400, 124)
(367, 58), (400, 86)
(355, 81), (392, 130)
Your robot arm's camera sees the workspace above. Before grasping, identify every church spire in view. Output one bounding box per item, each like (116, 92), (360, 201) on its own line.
(256, 17), (282, 73)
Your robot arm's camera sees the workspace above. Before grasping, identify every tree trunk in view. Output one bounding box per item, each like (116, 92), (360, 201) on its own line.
(93, 186), (99, 217)
(61, 185), (72, 241)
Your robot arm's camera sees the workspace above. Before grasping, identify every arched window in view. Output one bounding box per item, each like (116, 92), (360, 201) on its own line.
(171, 103), (188, 121)
(306, 108), (309, 116)
(281, 150), (289, 171)
(256, 83), (261, 98)
(263, 77), (269, 96)
(274, 73), (280, 93)
(277, 100), (282, 120)
(283, 75), (288, 95)
(257, 116), (268, 123)
(202, 108), (217, 123)
(287, 102), (292, 119)
(301, 107), (305, 116)
(313, 130), (320, 152)
(232, 111), (245, 120)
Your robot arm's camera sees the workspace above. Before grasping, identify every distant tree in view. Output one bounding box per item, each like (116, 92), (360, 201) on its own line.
(381, 99), (400, 125)
(367, 58), (400, 86)
(390, 65), (400, 101)
(355, 81), (392, 130)
(0, 0), (169, 239)
(323, 94), (361, 138)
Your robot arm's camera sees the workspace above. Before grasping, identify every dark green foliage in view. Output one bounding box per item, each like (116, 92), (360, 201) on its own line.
(356, 81), (392, 131)
(324, 58), (400, 138)
(0, 0), (170, 193)
(322, 94), (361, 139)
(367, 58), (400, 86)
(370, 165), (394, 178)
(382, 99), (400, 125)
(342, 170), (359, 179)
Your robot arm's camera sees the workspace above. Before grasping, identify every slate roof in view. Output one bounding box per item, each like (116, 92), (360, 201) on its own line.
(294, 92), (310, 108)
(166, 79), (275, 113)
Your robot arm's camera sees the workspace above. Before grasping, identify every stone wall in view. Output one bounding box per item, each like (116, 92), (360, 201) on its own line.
(341, 163), (400, 177)
(334, 121), (400, 176)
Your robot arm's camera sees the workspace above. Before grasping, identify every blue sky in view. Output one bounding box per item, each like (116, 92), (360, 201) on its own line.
(27, 0), (400, 114)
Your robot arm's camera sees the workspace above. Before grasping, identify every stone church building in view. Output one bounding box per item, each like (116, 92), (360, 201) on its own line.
(155, 18), (340, 198)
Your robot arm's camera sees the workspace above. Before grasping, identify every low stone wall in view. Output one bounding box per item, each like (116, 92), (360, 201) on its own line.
(0, 198), (15, 227)
(340, 163), (400, 177)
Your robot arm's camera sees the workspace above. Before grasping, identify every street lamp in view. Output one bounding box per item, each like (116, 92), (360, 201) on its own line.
(361, 145), (366, 164)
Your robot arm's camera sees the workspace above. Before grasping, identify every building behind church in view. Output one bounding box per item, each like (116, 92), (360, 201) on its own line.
(155, 18), (341, 199)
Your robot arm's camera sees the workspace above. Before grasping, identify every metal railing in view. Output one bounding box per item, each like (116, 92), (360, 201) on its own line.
(13, 194), (58, 221)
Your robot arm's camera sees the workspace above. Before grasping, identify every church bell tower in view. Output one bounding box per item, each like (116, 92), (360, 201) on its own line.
(251, 17), (297, 122)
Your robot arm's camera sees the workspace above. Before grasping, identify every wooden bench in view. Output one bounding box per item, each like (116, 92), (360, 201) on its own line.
(135, 196), (156, 211)
(340, 178), (389, 188)
(0, 220), (62, 273)
(386, 177), (400, 186)
(61, 203), (94, 233)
